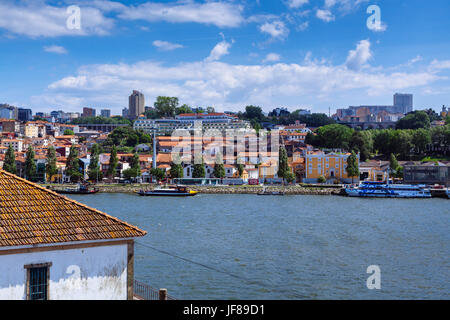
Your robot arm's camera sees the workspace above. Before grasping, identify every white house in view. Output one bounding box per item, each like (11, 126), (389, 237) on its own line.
(0, 169), (147, 300)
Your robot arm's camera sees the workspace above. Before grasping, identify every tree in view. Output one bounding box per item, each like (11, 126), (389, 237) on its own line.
(63, 129), (74, 135)
(46, 146), (58, 182)
(130, 152), (141, 177)
(176, 104), (193, 115)
(3, 144), (16, 175)
(107, 145), (119, 178)
(25, 145), (37, 181)
(318, 175), (326, 184)
(154, 96), (179, 118)
(396, 111), (431, 130)
(349, 130), (372, 162)
(243, 105), (265, 121)
(193, 154), (206, 178)
(412, 129), (431, 154)
(65, 145), (82, 182)
(346, 151), (359, 184)
(150, 168), (166, 181)
(277, 146), (290, 182)
(237, 163), (244, 177)
(315, 124), (353, 150)
(389, 153), (399, 171)
(213, 153), (225, 179)
(206, 106), (215, 114)
(88, 144), (102, 182)
(285, 171), (296, 184)
(391, 130), (413, 159)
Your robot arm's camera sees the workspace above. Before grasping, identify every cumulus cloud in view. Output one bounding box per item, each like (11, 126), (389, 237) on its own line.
(205, 40), (233, 62)
(152, 40), (184, 51)
(42, 41), (446, 113)
(44, 45), (68, 54)
(0, 1), (114, 37)
(345, 39), (372, 70)
(286, 0), (309, 9)
(259, 21), (289, 40)
(262, 53), (281, 63)
(118, 1), (244, 28)
(316, 9), (335, 22)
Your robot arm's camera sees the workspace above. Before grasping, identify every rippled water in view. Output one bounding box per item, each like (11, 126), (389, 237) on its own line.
(70, 193), (449, 300)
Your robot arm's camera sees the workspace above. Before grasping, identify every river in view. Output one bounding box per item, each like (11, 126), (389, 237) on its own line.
(69, 193), (449, 300)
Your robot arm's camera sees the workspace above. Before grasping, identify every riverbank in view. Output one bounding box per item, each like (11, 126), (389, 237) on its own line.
(41, 183), (344, 195)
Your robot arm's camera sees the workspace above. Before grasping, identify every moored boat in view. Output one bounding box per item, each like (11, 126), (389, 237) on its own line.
(51, 184), (99, 195)
(137, 185), (198, 197)
(345, 181), (431, 198)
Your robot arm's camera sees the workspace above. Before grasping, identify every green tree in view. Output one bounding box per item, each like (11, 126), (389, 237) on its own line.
(150, 167), (166, 181)
(391, 130), (413, 159)
(389, 153), (399, 171)
(88, 144), (102, 182)
(65, 145), (82, 182)
(154, 96), (179, 118)
(317, 175), (326, 184)
(316, 124), (353, 150)
(349, 130), (373, 162)
(176, 104), (193, 115)
(193, 154), (206, 178)
(285, 171), (296, 184)
(243, 105), (265, 121)
(46, 146), (58, 182)
(25, 145), (37, 181)
(107, 145), (119, 178)
(63, 129), (74, 135)
(213, 153), (225, 179)
(346, 151), (360, 184)
(3, 144), (17, 175)
(412, 129), (431, 154)
(277, 146), (290, 182)
(396, 111), (431, 130)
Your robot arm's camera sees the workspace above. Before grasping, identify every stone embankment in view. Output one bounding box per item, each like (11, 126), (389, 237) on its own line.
(43, 183), (345, 195)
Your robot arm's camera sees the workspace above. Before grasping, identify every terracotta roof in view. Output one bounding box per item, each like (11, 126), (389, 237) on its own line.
(0, 170), (146, 247)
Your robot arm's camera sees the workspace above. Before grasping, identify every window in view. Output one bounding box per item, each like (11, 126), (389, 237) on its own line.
(25, 263), (52, 300)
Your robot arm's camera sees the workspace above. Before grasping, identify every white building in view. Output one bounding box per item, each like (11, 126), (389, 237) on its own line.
(0, 169), (147, 300)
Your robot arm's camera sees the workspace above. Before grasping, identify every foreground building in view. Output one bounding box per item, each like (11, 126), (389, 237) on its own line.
(0, 169), (147, 300)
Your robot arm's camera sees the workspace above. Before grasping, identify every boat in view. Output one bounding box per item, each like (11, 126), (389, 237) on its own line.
(257, 191), (285, 196)
(447, 188), (450, 199)
(51, 184), (99, 195)
(137, 185), (198, 197)
(345, 181), (431, 198)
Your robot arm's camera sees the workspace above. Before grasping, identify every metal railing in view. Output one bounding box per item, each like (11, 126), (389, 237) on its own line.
(134, 280), (177, 300)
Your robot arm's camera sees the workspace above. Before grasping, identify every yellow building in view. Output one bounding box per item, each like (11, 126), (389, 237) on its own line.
(304, 151), (359, 183)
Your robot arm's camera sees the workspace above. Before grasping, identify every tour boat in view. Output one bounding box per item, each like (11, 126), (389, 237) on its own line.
(137, 185), (198, 197)
(345, 181), (431, 198)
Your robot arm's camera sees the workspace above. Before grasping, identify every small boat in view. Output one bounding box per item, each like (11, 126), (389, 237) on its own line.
(345, 181), (431, 198)
(137, 185), (198, 197)
(447, 188), (450, 199)
(257, 191), (285, 196)
(52, 184), (99, 195)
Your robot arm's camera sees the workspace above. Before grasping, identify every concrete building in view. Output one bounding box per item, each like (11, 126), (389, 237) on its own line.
(394, 93), (413, 114)
(18, 108), (33, 122)
(82, 107), (96, 118)
(0, 104), (18, 120)
(128, 91), (145, 120)
(0, 169), (147, 300)
(403, 162), (450, 187)
(100, 109), (111, 118)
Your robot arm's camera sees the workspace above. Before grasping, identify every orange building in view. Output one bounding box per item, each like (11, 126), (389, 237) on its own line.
(304, 151), (359, 184)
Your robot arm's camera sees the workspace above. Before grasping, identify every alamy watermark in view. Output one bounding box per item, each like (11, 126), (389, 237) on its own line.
(366, 265), (381, 290)
(66, 5), (81, 30)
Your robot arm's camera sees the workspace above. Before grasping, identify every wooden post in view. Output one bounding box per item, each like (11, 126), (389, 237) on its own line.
(159, 288), (167, 300)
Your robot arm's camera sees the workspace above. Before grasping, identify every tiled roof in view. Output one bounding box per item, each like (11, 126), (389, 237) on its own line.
(0, 170), (146, 247)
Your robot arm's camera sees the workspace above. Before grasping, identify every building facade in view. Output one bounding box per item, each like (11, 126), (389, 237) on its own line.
(128, 91), (145, 120)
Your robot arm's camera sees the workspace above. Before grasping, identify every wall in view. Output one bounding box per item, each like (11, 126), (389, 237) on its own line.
(0, 242), (128, 300)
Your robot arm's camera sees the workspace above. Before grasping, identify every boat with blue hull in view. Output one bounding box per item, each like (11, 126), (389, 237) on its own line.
(345, 181), (431, 198)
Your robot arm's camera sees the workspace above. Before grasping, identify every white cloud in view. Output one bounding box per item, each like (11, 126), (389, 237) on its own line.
(263, 53), (281, 63)
(42, 43), (446, 113)
(206, 40), (233, 62)
(118, 1), (244, 28)
(0, 1), (114, 37)
(316, 9), (335, 22)
(152, 40), (184, 51)
(286, 0), (309, 9)
(345, 39), (372, 71)
(259, 21), (289, 40)
(44, 45), (68, 54)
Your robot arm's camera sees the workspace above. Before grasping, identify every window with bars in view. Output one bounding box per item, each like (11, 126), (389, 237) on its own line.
(24, 263), (52, 300)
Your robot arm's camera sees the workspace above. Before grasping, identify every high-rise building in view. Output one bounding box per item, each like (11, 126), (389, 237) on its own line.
(18, 108), (33, 122)
(100, 109), (111, 118)
(0, 104), (18, 119)
(393, 93), (413, 114)
(82, 107), (96, 117)
(122, 107), (129, 118)
(128, 90), (145, 120)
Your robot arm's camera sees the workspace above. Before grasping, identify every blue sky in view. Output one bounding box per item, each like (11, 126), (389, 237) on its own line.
(0, 0), (449, 115)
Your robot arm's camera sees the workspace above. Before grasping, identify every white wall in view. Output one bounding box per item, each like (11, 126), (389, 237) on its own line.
(0, 243), (128, 300)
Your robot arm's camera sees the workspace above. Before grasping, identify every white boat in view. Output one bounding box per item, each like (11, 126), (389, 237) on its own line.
(345, 181), (431, 198)
(447, 188), (450, 199)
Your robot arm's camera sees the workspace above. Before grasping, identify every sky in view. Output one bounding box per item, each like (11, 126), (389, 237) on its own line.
(0, 0), (449, 115)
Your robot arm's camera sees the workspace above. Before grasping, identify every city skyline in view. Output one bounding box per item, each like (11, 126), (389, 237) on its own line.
(0, 0), (449, 114)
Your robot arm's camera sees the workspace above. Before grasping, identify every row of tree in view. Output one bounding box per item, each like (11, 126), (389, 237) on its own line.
(305, 124), (450, 161)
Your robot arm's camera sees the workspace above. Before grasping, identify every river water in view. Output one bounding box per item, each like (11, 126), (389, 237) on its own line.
(69, 193), (449, 300)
